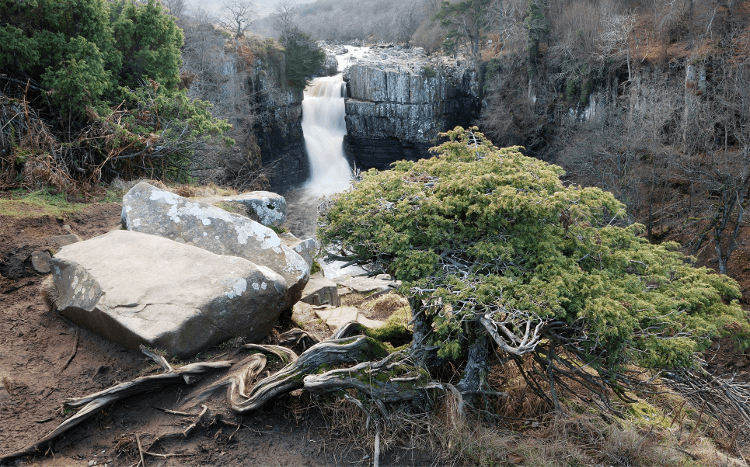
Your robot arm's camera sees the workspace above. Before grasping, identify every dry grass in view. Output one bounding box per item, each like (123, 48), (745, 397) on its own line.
(309, 365), (748, 467)
(107, 178), (239, 201)
(358, 293), (410, 321)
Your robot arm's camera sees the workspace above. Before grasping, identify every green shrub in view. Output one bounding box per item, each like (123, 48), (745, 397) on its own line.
(319, 126), (749, 400)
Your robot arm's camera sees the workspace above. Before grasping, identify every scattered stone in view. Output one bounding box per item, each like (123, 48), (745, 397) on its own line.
(201, 191), (287, 228)
(279, 232), (318, 268)
(357, 315), (385, 329)
(300, 273), (340, 307)
(302, 303), (388, 332)
(49, 230), (288, 359)
(30, 251), (52, 274)
(291, 302), (317, 327)
(334, 275), (401, 296)
(47, 234), (81, 249)
(121, 182), (308, 309)
(314, 306), (359, 330)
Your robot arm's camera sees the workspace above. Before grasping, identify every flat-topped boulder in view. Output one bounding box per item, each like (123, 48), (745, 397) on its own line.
(200, 191), (287, 228)
(121, 182), (308, 309)
(334, 274), (401, 296)
(49, 230), (288, 358)
(300, 273), (339, 307)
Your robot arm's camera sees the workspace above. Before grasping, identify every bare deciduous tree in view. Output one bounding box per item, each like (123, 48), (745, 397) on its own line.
(274, 0), (298, 36)
(219, 0), (256, 38)
(161, 0), (185, 19)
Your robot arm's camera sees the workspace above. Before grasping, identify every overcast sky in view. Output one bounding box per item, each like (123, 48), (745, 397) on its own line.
(182, 0), (315, 21)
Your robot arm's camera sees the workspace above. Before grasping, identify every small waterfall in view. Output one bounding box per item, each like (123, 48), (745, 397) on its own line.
(301, 75), (351, 196)
(284, 46), (372, 276)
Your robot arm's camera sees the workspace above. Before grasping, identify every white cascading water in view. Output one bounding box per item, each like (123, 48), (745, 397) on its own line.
(300, 46), (370, 196)
(300, 75), (351, 196)
(282, 46), (370, 277)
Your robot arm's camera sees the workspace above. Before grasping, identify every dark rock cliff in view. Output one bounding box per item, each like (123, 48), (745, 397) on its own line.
(250, 61), (310, 193)
(343, 47), (480, 170)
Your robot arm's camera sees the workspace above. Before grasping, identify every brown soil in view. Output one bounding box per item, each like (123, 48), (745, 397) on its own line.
(0, 203), (434, 467)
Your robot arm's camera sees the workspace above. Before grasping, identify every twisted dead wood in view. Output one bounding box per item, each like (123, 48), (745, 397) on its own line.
(225, 335), (386, 413)
(0, 347), (231, 463)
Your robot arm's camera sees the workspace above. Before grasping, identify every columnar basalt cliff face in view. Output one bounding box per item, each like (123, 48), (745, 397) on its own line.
(250, 61), (309, 193)
(343, 48), (480, 170)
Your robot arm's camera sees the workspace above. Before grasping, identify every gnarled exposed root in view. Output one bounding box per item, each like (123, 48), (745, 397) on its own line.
(0, 347), (231, 464)
(304, 351), (442, 403)
(3, 333), (443, 463)
(227, 335), (387, 413)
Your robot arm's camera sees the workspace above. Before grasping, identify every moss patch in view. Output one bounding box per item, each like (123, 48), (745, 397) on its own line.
(364, 306), (412, 348)
(215, 201), (246, 216)
(0, 188), (92, 218)
(628, 400), (669, 428)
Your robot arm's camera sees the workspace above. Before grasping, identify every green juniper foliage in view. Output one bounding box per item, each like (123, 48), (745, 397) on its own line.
(281, 28), (326, 90)
(320, 127), (748, 398)
(0, 0), (230, 184)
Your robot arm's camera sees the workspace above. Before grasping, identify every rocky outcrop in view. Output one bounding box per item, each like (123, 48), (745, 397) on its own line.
(49, 230), (288, 358)
(250, 60), (309, 192)
(200, 191), (287, 228)
(343, 46), (480, 170)
(121, 183), (309, 309)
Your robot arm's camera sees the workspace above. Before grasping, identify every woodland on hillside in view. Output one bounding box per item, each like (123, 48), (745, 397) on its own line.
(2, 1), (750, 464)
(256, 0), (750, 283)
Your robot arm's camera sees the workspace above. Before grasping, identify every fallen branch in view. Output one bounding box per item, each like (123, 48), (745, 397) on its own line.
(0, 348), (231, 463)
(183, 405), (209, 437)
(278, 328), (320, 349)
(135, 433), (146, 467)
(153, 407), (194, 417)
(58, 329), (78, 374)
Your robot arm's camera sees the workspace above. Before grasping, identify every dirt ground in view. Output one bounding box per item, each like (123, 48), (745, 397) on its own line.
(1, 197), (749, 467)
(0, 203), (436, 467)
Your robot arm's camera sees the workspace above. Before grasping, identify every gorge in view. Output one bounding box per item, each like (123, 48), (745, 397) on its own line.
(257, 45), (482, 195)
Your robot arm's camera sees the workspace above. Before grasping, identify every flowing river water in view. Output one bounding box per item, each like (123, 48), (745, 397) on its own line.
(283, 46), (370, 277)
(283, 47), (367, 230)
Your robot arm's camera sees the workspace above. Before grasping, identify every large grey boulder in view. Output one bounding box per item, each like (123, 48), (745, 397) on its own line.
(121, 183), (308, 309)
(200, 191), (287, 228)
(279, 231), (318, 268)
(49, 230), (288, 358)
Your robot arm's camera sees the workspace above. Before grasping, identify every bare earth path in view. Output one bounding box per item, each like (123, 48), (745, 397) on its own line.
(0, 203), (397, 467)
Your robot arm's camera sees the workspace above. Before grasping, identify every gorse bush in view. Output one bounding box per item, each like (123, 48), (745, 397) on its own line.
(319, 127), (749, 405)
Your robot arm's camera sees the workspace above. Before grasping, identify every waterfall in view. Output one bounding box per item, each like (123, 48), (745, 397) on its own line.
(300, 45), (370, 197)
(284, 46), (371, 257)
(301, 74), (351, 196)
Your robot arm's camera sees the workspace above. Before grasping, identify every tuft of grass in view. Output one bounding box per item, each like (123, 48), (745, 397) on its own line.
(0, 188), (88, 218)
(310, 259), (322, 275)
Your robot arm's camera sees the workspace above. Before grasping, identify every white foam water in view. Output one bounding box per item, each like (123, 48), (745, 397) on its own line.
(301, 74), (351, 197)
